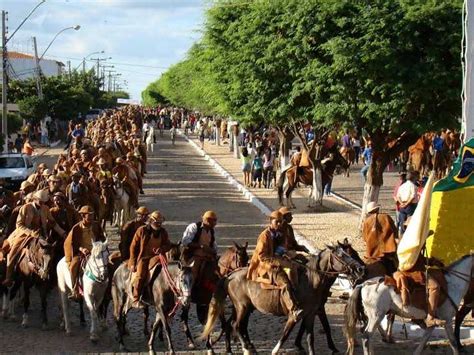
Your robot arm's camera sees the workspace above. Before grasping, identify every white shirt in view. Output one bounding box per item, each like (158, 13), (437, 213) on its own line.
(397, 180), (418, 204)
(181, 222), (218, 252)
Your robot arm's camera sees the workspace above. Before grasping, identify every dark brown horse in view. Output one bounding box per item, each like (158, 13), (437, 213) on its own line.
(201, 243), (365, 355)
(278, 147), (349, 208)
(180, 242), (249, 351)
(1, 237), (55, 329)
(340, 147), (355, 177)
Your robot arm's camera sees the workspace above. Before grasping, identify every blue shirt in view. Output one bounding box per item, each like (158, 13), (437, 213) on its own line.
(362, 147), (372, 166)
(253, 156), (263, 170)
(433, 137), (444, 152)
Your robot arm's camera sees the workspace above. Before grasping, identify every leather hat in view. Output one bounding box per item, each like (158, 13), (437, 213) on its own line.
(115, 157), (124, 164)
(38, 163), (47, 169)
(42, 169), (52, 176)
(78, 205), (95, 214)
(136, 206), (149, 215)
(269, 210), (283, 221)
(366, 202), (380, 214)
(149, 210), (164, 223)
(48, 174), (61, 182)
(97, 157), (106, 165)
(278, 207), (291, 216)
(32, 189), (49, 202)
(202, 210), (217, 221)
(53, 191), (66, 199)
(20, 180), (33, 191)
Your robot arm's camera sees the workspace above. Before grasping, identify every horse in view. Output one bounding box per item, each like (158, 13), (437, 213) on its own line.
(180, 242), (249, 350)
(454, 280), (474, 350)
(344, 254), (474, 355)
(340, 147), (355, 177)
(1, 237), (55, 329)
(112, 175), (131, 228)
(112, 258), (194, 353)
(146, 126), (155, 153)
(201, 244), (365, 355)
(57, 240), (110, 342)
(408, 133), (433, 176)
(98, 181), (115, 230)
(278, 148), (349, 209)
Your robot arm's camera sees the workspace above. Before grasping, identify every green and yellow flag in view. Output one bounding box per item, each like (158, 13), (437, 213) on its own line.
(426, 138), (474, 265)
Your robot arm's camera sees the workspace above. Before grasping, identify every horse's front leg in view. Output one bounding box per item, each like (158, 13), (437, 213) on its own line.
(143, 306), (150, 337)
(272, 316), (297, 355)
(59, 290), (72, 335)
(443, 320), (461, 355)
(413, 326), (435, 355)
(318, 309), (338, 353)
(180, 304), (195, 349)
(21, 283), (30, 328)
(79, 298), (86, 326)
(39, 283), (49, 330)
(454, 305), (471, 349)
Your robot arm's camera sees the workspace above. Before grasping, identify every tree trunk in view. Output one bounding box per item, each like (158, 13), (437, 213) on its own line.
(277, 129), (294, 170)
(215, 127), (221, 146)
(310, 164), (323, 206)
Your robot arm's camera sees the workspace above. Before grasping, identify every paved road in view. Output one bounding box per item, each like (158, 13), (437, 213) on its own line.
(1, 135), (471, 354)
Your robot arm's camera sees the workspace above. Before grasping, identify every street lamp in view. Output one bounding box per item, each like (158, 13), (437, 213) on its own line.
(39, 25), (80, 61)
(75, 50), (105, 71)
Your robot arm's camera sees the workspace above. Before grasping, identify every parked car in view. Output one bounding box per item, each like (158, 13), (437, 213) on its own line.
(0, 154), (36, 190)
(85, 109), (104, 122)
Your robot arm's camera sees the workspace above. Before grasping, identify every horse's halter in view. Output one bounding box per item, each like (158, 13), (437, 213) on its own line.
(218, 248), (246, 276)
(317, 247), (365, 282)
(84, 246), (109, 283)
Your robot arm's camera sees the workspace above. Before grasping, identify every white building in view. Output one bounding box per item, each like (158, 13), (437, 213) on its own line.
(1, 51), (65, 80)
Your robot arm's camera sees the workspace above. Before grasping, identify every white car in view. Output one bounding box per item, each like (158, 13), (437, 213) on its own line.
(0, 154), (36, 189)
(85, 109), (104, 122)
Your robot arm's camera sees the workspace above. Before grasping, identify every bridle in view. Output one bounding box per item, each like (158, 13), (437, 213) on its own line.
(84, 246), (109, 284)
(306, 247), (364, 279)
(218, 248), (245, 276)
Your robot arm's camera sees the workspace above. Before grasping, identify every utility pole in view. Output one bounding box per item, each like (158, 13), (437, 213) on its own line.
(107, 70), (112, 92)
(462, 0), (474, 142)
(2, 10), (8, 152)
(32, 36), (43, 99)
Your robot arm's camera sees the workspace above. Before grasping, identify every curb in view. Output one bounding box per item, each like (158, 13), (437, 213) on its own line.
(177, 130), (316, 254)
(330, 191), (362, 210)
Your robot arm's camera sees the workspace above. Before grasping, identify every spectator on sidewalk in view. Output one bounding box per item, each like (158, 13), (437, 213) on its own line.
(41, 124), (49, 147)
(251, 148), (263, 188)
(241, 147), (252, 187)
(22, 138), (34, 156)
(361, 141), (373, 181)
(392, 172), (407, 229)
(14, 135), (24, 153)
(396, 170), (420, 234)
(352, 136), (361, 164)
(263, 148), (274, 189)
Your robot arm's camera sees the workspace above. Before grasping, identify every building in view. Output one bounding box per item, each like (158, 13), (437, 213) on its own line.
(1, 51), (65, 81)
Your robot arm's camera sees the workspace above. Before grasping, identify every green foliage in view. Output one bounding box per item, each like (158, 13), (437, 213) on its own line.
(7, 112), (23, 134)
(9, 70), (130, 122)
(145, 0), (462, 140)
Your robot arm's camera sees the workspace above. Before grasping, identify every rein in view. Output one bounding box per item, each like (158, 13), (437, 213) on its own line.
(218, 250), (240, 276)
(157, 254), (182, 318)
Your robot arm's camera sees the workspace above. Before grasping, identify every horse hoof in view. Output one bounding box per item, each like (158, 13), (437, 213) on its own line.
(65, 331), (73, 337)
(188, 343), (196, 350)
(21, 322), (28, 328)
(90, 334), (99, 343)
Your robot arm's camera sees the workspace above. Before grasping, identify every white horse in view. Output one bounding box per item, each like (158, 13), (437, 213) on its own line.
(146, 126), (155, 152)
(57, 240), (110, 342)
(345, 254), (474, 355)
(112, 176), (131, 228)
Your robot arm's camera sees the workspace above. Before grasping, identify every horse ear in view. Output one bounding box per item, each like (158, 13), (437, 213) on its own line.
(343, 237), (349, 246)
(233, 241), (239, 249)
(244, 241), (248, 249)
(188, 260), (195, 268)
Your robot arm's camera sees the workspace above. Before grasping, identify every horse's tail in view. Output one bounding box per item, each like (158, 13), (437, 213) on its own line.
(200, 278), (227, 340)
(344, 285), (364, 355)
(277, 169), (287, 205)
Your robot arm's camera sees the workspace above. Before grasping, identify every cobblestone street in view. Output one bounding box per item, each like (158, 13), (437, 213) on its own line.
(0, 134), (472, 354)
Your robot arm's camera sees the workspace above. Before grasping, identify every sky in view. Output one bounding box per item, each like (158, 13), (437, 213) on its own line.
(3, 0), (207, 100)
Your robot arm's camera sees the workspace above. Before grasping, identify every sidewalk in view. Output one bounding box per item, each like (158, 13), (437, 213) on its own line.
(185, 134), (364, 252)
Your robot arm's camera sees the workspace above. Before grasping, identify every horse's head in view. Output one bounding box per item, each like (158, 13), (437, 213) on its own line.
(232, 241), (249, 268)
(34, 238), (56, 281)
(166, 241), (182, 262)
(323, 242), (365, 284)
(331, 147), (350, 170)
(176, 260), (194, 307)
(86, 240), (110, 283)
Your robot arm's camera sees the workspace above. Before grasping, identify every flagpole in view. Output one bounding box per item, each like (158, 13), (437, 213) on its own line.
(462, 0), (474, 142)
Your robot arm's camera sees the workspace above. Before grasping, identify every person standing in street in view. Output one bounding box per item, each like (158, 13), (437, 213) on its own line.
(396, 171), (420, 234)
(360, 141), (373, 181)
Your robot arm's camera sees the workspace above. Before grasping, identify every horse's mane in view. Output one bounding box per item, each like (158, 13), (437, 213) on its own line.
(91, 242), (104, 258)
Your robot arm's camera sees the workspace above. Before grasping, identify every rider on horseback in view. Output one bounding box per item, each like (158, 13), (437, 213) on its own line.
(181, 211), (219, 293)
(247, 210), (303, 322)
(64, 205), (106, 299)
(119, 206), (149, 261)
(2, 189), (66, 286)
(128, 210), (171, 306)
(112, 157), (138, 208)
(361, 202), (398, 278)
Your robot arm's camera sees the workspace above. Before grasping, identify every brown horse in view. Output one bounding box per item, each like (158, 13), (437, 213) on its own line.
(340, 147), (355, 177)
(201, 244), (365, 355)
(1, 237), (55, 329)
(180, 242), (249, 351)
(97, 181), (115, 230)
(278, 147), (349, 208)
(408, 133), (433, 176)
